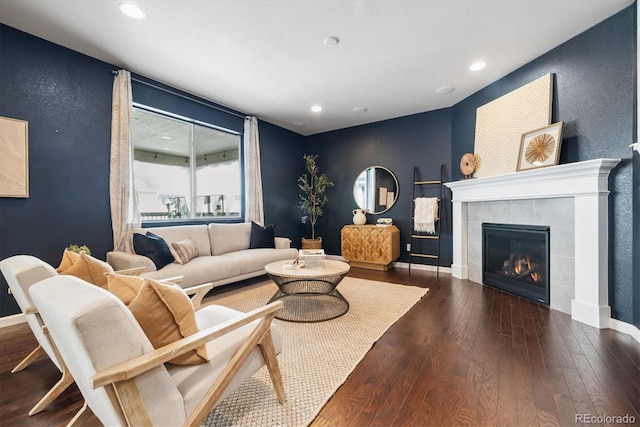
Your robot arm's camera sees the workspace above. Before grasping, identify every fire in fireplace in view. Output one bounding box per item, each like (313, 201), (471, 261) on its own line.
(482, 223), (550, 305)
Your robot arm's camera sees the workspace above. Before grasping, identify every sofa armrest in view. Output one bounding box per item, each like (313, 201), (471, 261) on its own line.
(275, 237), (292, 249)
(115, 266), (147, 276)
(106, 251), (156, 273)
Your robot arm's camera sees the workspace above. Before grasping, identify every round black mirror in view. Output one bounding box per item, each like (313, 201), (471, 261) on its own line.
(353, 166), (399, 214)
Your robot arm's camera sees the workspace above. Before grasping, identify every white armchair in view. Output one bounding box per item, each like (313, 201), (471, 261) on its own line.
(0, 254), (215, 418)
(0, 255), (73, 415)
(29, 275), (286, 426)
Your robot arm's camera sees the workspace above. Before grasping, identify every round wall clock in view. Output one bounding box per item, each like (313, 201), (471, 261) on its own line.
(460, 153), (477, 178)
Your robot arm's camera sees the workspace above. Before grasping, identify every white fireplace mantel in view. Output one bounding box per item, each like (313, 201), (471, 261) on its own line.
(445, 158), (621, 329)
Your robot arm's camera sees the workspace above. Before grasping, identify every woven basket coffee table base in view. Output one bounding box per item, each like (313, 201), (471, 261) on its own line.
(267, 279), (349, 322)
(267, 276), (349, 322)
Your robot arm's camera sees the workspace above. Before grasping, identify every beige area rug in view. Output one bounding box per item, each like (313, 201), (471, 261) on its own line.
(202, 277), (429, 427)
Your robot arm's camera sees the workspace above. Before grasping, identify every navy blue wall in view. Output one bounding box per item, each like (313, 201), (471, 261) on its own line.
(258, 121), (310, 243)
(309, 109), (453, 266)
(451, 6), (637, 326)
(0, 25), (305, 317)
(0, 25), (114, 316)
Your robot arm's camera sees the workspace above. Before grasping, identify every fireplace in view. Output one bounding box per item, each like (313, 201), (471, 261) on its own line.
(482, 223), (550, 305)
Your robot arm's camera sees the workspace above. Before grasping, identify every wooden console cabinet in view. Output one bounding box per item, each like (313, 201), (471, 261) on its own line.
(341, 225), (400, 271)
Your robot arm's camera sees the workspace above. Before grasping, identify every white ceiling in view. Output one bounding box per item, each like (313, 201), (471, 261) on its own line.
(0, 0), (633, 136)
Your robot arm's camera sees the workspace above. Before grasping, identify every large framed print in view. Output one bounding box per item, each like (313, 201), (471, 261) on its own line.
(0, 116), (29, 198)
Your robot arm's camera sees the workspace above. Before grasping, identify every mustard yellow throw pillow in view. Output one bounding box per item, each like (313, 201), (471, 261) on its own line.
(169, 238), (199, 265)
(105, 272), (146, 305)
(56, 249), (79, 273)
(60, 251), (113, 289)
(128, 278), (208, 365)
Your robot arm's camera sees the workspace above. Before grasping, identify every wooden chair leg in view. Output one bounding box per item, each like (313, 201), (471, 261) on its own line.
(66, 401), (93, 427)
(28, 363), (75, 415)
(112, 380), (154, 427)
(258, 330), (287, 403)
(11, 345), (45, 373)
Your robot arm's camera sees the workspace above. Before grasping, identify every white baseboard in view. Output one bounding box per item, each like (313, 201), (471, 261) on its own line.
(394, 261), (451, 274)
(326, 254), (451, 274)
(0, 313), (26, 328)
(609, 318), (640, 343)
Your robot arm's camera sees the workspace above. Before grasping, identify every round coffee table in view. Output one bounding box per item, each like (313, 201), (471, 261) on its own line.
(264, 259), (350, 322)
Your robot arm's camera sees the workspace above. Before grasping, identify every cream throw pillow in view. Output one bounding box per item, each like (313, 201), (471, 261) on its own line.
(169, 238), (199, 265)
(128, 278), (208, 365)
(60, 251), (113, 289)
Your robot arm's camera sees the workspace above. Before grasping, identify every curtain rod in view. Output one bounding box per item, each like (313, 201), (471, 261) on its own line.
(112, 70), (246, 119)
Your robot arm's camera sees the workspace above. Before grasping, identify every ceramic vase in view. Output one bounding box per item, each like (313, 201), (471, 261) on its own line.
(352, 209), (367, 225)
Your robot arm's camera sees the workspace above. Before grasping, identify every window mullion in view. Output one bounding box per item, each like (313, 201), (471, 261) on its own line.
(189, 124), (196, 219)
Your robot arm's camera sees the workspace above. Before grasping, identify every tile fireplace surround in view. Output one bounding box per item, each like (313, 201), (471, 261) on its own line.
(445, 158), (621, 330)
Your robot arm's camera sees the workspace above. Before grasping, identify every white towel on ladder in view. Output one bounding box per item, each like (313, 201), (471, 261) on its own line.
(414, 197), (438, 234)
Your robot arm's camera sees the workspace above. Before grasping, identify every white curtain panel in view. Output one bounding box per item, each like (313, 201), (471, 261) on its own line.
(110, 70), (140, 252)
(243, 116), (264, 225)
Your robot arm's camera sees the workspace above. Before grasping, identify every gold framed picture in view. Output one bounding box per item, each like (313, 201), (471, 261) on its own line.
(517, 122), (563, 171)
(0, 116), (29, 198)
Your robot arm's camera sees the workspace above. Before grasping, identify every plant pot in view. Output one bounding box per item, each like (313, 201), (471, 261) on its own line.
(301, 237), (322, 249)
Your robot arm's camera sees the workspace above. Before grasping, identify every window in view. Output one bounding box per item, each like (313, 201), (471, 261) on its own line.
(132, 107), (242, 221)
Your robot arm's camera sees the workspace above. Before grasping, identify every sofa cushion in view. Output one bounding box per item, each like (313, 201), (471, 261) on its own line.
(169, 238), (199, 265)
(60, 252), (114, 289)
(136, 225), (211, 257)
(249, 222), (275, 249)
(133, 232), (175, 270)
(128, 278), (208, 365)
(140, 256), (243, 289)
(208, 223), (251, 255)
(220, 248), (299, 275)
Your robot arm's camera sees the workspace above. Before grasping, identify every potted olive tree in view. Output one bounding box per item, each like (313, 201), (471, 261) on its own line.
(299, 154), (334, 249)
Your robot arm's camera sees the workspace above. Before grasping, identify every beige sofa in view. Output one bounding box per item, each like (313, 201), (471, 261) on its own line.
(107, 223), (298, 289)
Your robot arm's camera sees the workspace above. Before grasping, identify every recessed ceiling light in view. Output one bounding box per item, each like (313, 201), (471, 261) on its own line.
(352, 107), (368, 113)
(119, 2), (146, 19)
(160, 135), (172, 140)
(470, 61), (486, 71)
(324, 36), (340, 46)
(435, 86), (455, 95)
(311, 105), (322, 113)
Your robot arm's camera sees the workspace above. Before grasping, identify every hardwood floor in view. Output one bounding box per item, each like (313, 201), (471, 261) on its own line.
(1, 268), (638, 426)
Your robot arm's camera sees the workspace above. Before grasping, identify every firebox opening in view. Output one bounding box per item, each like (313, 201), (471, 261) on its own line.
(482, 223), (550, 305)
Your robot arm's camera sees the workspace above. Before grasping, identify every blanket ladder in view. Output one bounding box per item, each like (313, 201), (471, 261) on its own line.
(409, 164), (445, 277)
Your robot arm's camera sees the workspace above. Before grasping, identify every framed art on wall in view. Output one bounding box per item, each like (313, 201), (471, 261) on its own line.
(474, 73), (552, 177)
(517, 122), (563, 172)
(0, 116), (29, 198)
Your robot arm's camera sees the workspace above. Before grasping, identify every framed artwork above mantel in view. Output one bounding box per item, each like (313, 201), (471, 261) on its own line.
(0, 116), (29, 198)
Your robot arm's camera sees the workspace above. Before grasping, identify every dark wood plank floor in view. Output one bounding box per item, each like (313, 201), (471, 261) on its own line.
(1, 268), (638, 426)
